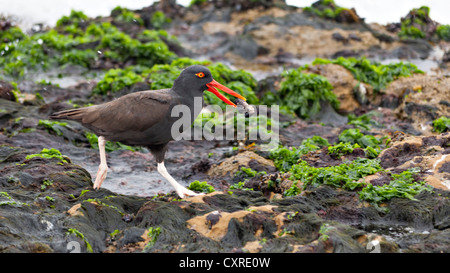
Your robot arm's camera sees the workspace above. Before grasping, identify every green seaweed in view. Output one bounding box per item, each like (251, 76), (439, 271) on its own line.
(338, 128), (382, 150)
(270, 136), (329, 172)
(0, 191), (29, 207)
(85, 132), (142, 152)
(45, 196), (55, 202)
(188, 180), (215, 193)
(347, 112), (381, 130)
(237, 167), (258, 178)
(290, 158), (383, 190)
(82, 198), (124, 216)
(313, 57), (423, 93)
(436, 25), (450, 41)
(303, 0), (353, 21)
(93, 68), (144, 94)
(97, 23), (175, 66)
(0, 13), (176, 79)
(189, 0), (207, 6)
(66, 228), (93, 253)
(25, 148), (68, 163)
(150, 11), (172, 29)
(111, 6), (144, 26)
(359, 168), (433, 207)
(432, 116), (450, 133)
(284, 183), (302, 197)
(0, 26), (26, 42)
(41, 179), (54, 191)
(59, 49), (98, 68)
(397, 6), (430, 40)
(143, 227), (161, 251)
(399, 25), (425, 39)
(56, 10), (88, 28)
(328, 142), (359, 158)
(229, 181), (253, 191)
(38, 120), (69, 137)
(276, 68), (339, 119)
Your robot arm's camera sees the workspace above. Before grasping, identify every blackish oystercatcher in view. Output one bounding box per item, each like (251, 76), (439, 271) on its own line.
(50, 65), (246, 198)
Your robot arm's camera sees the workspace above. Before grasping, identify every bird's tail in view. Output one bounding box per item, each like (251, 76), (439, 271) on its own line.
(49, 108), (87, 121)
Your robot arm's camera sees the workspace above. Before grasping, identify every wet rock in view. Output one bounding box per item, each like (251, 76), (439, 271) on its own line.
(388, 39), (432, 59)
(384, 74), (450, 134)
(379, 132), (450, 191)
(279, 120), (338, 147)
(348, 33), (362, 41)
(398, 229), (450, 253)
(206, 150), (275, 177)
(175, 3), (416, 67)
(332, 32), (349, 44)
(228, 34), (261, 60)
(305, 1), (362, 24)
(0, 81), (16, 101)
(191, 0), (288, 12)
(1, 143), (448, 253)
(443, 50), (450, 63)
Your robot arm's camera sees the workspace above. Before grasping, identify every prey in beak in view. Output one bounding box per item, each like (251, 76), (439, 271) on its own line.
(206, 79), (246, 107)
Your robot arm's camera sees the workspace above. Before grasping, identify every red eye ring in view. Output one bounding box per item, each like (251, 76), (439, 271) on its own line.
(196, 72), (205, 78)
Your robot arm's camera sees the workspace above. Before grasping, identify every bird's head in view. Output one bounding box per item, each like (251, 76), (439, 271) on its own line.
(175, 65), (246, 107)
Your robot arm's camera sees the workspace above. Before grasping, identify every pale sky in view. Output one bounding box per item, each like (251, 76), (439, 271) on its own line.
(0, 0), (449, 31)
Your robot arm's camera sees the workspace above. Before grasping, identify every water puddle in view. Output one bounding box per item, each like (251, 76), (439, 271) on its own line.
(358, 223), (432, 244)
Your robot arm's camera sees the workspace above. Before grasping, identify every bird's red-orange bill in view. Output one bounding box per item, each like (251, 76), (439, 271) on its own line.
(206, 79), (246, 107)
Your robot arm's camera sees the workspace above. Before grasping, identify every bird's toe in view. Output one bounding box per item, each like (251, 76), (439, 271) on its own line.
(93, 164), (108, 189)
(176, 187), (204, 199)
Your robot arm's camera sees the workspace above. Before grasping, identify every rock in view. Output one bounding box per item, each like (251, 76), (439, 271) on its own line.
(250, 25), (382, 60)
(443, 50), (450, 63)
(384, 74), (450, 134)
(2, 143), (449, 253)
(331, 32), (349, 44)
(196, 0), (288, 11)
(348, 33), (362, 41)
(227, 34), (261, 60)
(0, 81), (16, 101)
(378, 132), (450, 191)
(398, 229), (450, 253)
(308, 102), (348, 126)
(187, 210), (252, 242)
(206, 151), (275, 177)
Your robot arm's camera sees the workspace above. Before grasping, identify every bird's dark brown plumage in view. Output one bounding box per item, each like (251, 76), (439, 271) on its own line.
(50, 89), (176, 146)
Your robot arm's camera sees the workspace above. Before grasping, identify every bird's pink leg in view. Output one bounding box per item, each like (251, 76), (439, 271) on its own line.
(157, 161), (202, 198)
(93, 136), (108, 189)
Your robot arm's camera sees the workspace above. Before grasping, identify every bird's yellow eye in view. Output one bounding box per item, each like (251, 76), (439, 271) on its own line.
(196, 72), (205, 78)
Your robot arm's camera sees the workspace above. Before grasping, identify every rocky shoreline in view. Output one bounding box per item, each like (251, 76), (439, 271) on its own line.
(0, 0), (449, 253)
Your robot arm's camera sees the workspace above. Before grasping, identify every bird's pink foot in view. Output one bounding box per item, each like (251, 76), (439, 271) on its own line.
(93, 163), (108, 189)
(176, 187), (204, 199)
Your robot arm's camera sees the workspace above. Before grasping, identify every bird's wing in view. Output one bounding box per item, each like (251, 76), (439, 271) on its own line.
(81, 89), (174, 134)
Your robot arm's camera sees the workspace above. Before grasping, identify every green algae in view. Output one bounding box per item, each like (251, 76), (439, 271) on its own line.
(432, 116), (450, 133)
(359, 168), (433, 207)
(66, 228), (93, 253)
(188, 180), (215, 193)
(313, 57), (423, 93)
(275, 68), (339, 119)
(0, 11), (176, 79)
(25, 148), (68, 163)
